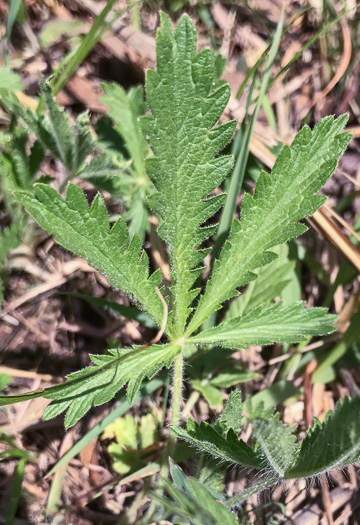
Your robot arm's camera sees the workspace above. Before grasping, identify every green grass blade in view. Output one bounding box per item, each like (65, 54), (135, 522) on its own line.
(6, 0), (23, 43)
(6, 457), (26, 525)
(214, 9), (284, 258)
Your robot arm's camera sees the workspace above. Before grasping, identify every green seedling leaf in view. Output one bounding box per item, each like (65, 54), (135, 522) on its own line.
(157, 464), (237, 525)
(15, 183), (165, 327)
(226, 243), (295, 319)
(191, 380), (223, 409)
(2, 131), (44, 190)
(209, 367), (259, 388)
(142, 12), (236, 337)
(101, 83), (150, 237)
(190, 301), (336, 348)
(245, 380), (299, 414)
(187, 478), (238, 525)
(186, 115), (351, 335)
(40, 19), (83, 47)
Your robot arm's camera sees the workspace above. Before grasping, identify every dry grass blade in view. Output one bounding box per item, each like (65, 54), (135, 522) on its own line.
(299, 19), (352, 119)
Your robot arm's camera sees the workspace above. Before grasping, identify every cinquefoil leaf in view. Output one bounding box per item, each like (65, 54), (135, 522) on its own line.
(15, 183), (165, 326)
(43, 344), (180, 428)
(189, 301), (336, 348)
(187, 115), (351, 335)
(142, 13), (236, 336)
(285, 396), (360, 478)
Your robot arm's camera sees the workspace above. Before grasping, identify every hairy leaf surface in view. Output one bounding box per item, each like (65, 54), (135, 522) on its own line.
(15, 183), (165, 326)
(43, 344), (180, 428)
(171, 419), (264, 469)
(142, 13), (236, 336)
(187, 116), (351, 335)
(189, 301), (336, 348)
(253, 414), (296, 477)
(285, 396), (360, 478)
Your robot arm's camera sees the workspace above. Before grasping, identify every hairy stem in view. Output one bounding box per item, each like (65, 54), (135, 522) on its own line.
(162, 349), (184, 469)
(140, 350), (184, 524)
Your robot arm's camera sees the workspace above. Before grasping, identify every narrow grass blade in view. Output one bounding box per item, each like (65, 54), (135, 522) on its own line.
(214, 9), (284, 259)
(6, 0), (23, 43)
(6, 457), (26, 525)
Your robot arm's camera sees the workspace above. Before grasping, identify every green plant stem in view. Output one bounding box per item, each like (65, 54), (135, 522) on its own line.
(140, 350), (184, 524)
(164, 349), (184, 464)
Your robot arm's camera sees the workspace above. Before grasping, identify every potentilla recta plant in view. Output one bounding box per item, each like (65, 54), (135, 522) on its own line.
(1, 12), (360, 520)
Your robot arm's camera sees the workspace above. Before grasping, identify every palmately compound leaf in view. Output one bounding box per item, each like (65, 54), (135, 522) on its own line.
(285, 396), (360, 479)
(142, 13), (236, 337)
(43, 344), (180, 428)
(189, 301), (336, 349)
(171, 419), (264, 470)
(186, 115), (352, 335)
(15, 183), (165, 327)
(253, 414), (296, 477)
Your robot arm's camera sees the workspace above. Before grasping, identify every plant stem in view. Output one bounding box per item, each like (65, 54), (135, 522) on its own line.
(162, 349), (184, 469)
(141, 350), (184, 524)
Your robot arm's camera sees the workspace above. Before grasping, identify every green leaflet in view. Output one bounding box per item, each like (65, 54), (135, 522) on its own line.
(285, 396), (360, 478)
(142, 13), (236, 337)
(15, 183), (165, 327)
(42, 344), (180, 429)
(186, 115), (352, 336)
(253, 414), (296, 477)
(189, 301), (337, 348)
(171, 419), (264, 470)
